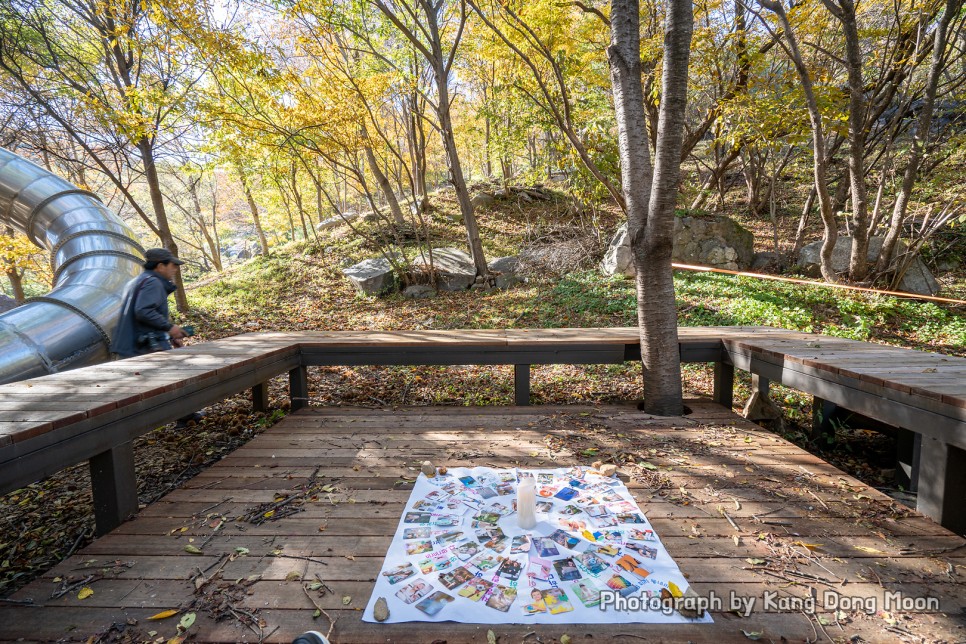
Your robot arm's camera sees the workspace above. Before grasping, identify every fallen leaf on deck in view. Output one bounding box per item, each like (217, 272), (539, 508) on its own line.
(183, 545), (202, 554)
(741, 630), (763, 640)
(147, 610), (178, 620)
(178, 613), (196, 630)
(77, 587), (93, 600)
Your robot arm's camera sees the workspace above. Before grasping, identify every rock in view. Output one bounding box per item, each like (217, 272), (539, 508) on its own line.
(421, 461), (435, 477)
(751, 252), (779, 272)
(402, 284), (436, 299)
(798, 236), (940, 295)
(599, 464), (618, 477)
(602, 215), (754, 277)
(318, 211), (362, 231)
(488, 256), (523, 289)
(743, 390), (784, 429)
(373, 597), (390, 622)
(601, 224), (635, 277)
(0, 294), (18, 314)
(591, 460), (603, 470)
(471, 192), (496, 208)
(342, 258), (397, 296)
(412, 247), (477, 291)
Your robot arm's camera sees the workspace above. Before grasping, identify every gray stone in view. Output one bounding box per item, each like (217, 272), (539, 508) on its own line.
(799, 236), (940, 295)
(0, 294), (18, 314)
(600, 225), (635, 277)
(601, 215), (754, 277)
(412, 247), (477, 291)
(342, 257), (397, 296)
(751, 252), (779, 271)
(402, 284), (436, 299)
(488, 255), (523, 289)
(318, 211), (365, 230)
(471, 192), (496, 208)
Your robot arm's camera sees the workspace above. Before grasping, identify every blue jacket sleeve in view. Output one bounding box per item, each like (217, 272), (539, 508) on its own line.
(133, 279), (172, 331)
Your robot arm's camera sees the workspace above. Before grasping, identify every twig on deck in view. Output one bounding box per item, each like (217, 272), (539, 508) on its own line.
(50, 574), (95, 599)
(806, 488), (830, 510)
(301, 581), (336, 641)
(199, 497), (233, 515)
(0, 597), (36, 605)
(271, 553), (328, 566)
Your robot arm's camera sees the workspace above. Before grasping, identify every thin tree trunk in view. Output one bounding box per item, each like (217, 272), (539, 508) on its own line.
(832, 0), (871, 280)
(876, 0), (961, 275)
(363, 139), (406, 226)
(138, 139), (188, 312)
(236, 164), (270, 256)
(759, 0), (838, 282)
(188, 179), (222, 271)
(434, 63), (488, 276)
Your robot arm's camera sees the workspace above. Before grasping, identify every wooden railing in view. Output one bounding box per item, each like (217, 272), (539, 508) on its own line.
(0, 327), (963, 535)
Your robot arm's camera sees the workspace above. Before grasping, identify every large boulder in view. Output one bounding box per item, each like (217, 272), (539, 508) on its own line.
(342, 257), (397, 296)
(601, 215), (755, 277)
(798, 236), (940, 295)
(471, 192), (496, 209)
(0, 294), (18, 314)
(488, 256), (523, 289)
(412, 247), (477, 291)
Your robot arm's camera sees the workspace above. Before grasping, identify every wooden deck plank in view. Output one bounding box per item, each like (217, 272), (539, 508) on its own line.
(1, 404), (963, 643)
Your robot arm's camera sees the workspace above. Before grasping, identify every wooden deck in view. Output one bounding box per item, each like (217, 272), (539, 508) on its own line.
(2, 402), (964, 643)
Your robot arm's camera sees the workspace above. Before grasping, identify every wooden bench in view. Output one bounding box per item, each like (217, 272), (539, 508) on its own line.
(0, 327), (962, 535)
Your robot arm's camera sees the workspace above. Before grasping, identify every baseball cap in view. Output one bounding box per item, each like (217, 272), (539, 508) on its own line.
(144, 248), (184, 265)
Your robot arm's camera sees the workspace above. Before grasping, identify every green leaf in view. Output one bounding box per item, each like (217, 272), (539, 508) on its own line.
(179, 613), (196, 630)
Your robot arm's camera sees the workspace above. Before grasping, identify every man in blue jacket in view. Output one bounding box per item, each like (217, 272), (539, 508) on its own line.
(112, 248), (189, 358)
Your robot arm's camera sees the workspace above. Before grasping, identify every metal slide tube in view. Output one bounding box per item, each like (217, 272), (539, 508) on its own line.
(0, 147), (144, 384)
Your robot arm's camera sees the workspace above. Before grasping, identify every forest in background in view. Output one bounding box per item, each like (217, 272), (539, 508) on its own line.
(0, 0), (965, 303)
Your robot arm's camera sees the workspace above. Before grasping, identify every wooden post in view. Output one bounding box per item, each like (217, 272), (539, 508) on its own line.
(896, 429), (921, 493)
(89, 441), (138, 536)
(252, 381), (270, 413)
(514, 364), (530, 406)
(713, 361), (734, 409)
(918, 437), (966, 534)
(289, 366), (308, 411)
(811, 397), (838, 442)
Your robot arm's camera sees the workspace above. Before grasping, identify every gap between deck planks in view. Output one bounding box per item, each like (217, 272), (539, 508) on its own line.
(1, 402), (964, 643)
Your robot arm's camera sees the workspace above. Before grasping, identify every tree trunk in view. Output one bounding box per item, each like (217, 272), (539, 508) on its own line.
(138, 139), (188, 312)
(363, 140), (406, 226)
(434, 63), (488, 276)
(876, 0), (961, 275)
(5, 268), (25, 303)
(236, 164), (270, 256)
(759, 0), (838, 282)
(609, 0), (690, 416)
(188, 179), (222, 272)
(836, 0), (871, 280)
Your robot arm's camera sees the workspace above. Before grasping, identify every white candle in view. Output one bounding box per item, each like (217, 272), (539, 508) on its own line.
(517, 474), (536, 529)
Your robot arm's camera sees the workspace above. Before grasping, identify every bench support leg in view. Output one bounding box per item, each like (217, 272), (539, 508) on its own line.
(252, 381), (270, 413)
(514, 364), (530, 406)
(713, 362), (734, 409)
(89, 441), (138, 536)
(811, 397), (838, 443)
(896, 429), (921, 493)
(918, 437), (966, 534)
(289, 366), (308, 411)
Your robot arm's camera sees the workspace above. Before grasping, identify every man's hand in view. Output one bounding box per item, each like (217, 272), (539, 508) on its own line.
(169, 325), (188, 347)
